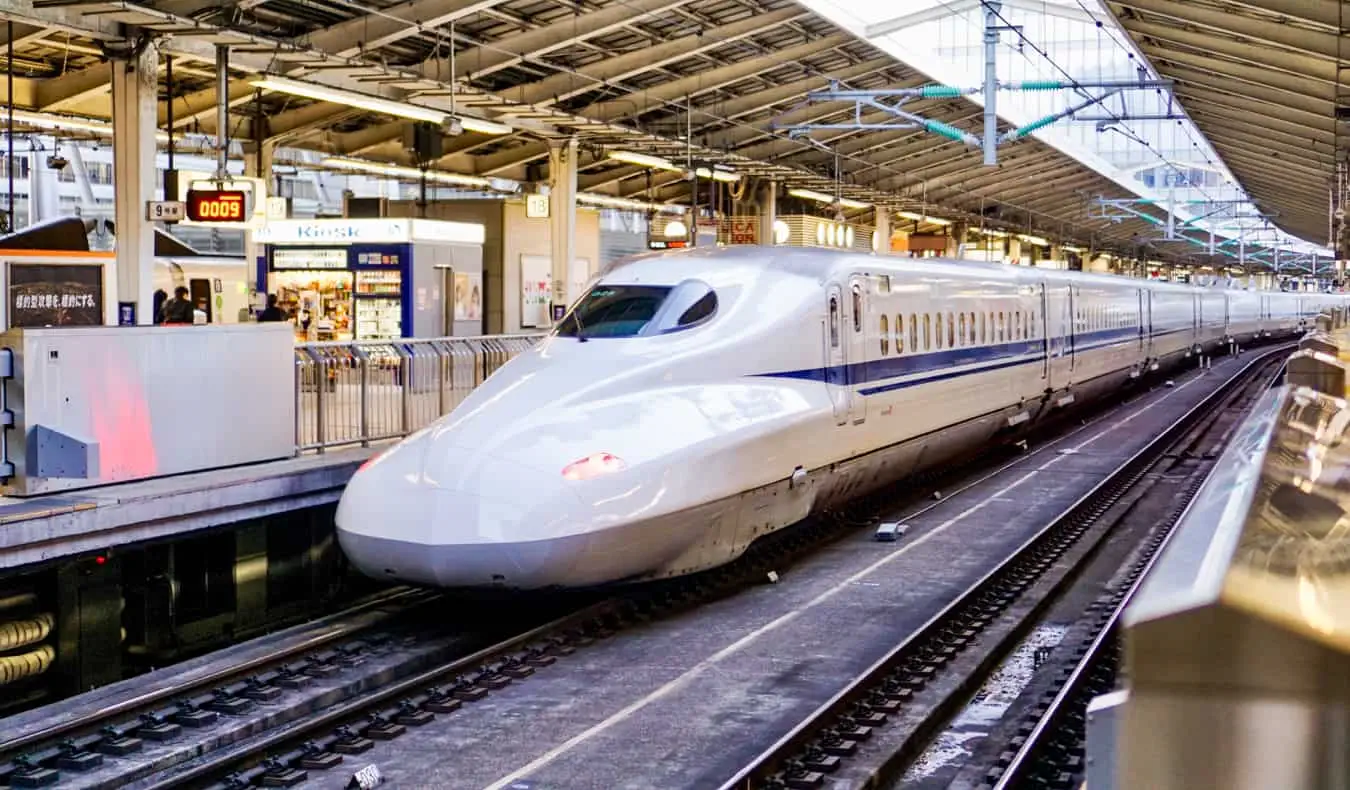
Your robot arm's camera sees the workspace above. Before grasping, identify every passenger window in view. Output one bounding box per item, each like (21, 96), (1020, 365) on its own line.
(935, 313), (944, 349)
(852, 286), (862, 333)
(880, 315), (889, 355)
(896, 314), (904, 353)
(909, 314), (917, 352)
(829, 296), (840, 348)
(924, 313), (931, 350)
(981, 312), (987, 344)
(998, 311), (1006, 341)
(958, 313), (967, 346)
(969, 312), (976, 345)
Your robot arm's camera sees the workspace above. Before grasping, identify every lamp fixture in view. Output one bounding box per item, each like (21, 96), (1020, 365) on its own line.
(457, 116), (513, 135)
(321, 156), (497, 188)
(897, 211), (953, 226)
(693, 166), (740, 183)
(788, 188), (869, 210)
(0, 109), (176, 143)
(576, 192), (687, 215)
(251, 76), (512, 134)
(607, 150), (683, 172)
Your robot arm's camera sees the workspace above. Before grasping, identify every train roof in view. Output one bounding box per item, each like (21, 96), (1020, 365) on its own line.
(602, 245), (1294, 296)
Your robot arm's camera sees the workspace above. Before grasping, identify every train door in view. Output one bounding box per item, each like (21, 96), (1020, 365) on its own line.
(1039, 284), (1050, 381)
(1045, 283), (1074, 388)
(189, 278), (212, 323)
(846, 277), (867, 425)
(825, 286), (848, 426)
(1136, 288), (1145, 351)
(1068, 286), (1078, 372)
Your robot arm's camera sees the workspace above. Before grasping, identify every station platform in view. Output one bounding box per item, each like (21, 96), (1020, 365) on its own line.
(0, 445), (377, 572)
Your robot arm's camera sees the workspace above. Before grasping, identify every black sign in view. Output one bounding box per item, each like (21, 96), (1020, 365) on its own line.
(186, 189), (248, 222)
(9, 263), (104, 327)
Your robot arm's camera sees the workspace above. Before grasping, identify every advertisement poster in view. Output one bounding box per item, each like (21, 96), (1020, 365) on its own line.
(9, 263), (104, 328)
(520, 254), (551, 328)
(453, 271), (482, 322)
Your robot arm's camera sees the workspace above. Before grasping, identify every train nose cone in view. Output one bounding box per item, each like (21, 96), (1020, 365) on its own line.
(335, 437), (590, 589)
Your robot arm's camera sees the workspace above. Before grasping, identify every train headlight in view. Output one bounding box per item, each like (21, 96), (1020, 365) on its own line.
(562, 452), (628, 481)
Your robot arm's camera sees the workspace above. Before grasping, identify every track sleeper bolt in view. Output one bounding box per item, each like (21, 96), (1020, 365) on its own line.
(361, 713), (406, 741)
(392, 700), (435, 727)
(296, 741), (343, 770)
(329, 726), (375, 755)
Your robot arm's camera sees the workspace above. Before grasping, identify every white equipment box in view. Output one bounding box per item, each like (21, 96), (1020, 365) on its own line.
(0, 324), (295, 496)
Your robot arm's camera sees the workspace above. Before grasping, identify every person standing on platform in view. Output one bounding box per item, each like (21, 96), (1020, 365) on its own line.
(159, 286), (194, 324)
(259, 293), (285, 322)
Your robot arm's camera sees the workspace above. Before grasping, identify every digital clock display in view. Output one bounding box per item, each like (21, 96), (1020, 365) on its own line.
(186, 189), (248, 222)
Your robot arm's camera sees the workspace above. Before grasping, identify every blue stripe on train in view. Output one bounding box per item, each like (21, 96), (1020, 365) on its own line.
(756, 324), (1216, 396)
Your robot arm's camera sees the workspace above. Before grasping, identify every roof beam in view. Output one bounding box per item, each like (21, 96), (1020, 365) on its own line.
(302, 0), (502, 59)
(514, 8), (807, 107)
(1165, 63), (1333, 119)
(162, 80), (256, 127)
(450, 0), (692, 81)
(475, 140), (550, 174)
(1141, 45), (1334, 101)
(1182, 93), (1335, 145)
(1171, 85), (1330, 134)
(691, 58), (896, 127)
(584, 33), (853, 122)
(1124, 18), (1337, 82)
(1110, 0), (1339, 60)
(37, 63), (111, 111)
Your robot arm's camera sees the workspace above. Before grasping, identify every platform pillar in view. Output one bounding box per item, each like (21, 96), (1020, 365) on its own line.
(110, 40), (159, 325)
(548, 138), (578, 319)
(873, 206), (890, 254)
(243, 139), (276, 318)
(759, 180), (777, 246)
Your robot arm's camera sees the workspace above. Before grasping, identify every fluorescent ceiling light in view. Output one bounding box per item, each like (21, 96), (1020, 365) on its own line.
(789, 188), (869, 210)
(252, 76), (447, 125)
(977, 227), (1008, 237)
(576, 192), (687, 215)
(1062, 244), (1086, 253)
(608, 150), (683, 172)
(457, 116), (512, 135)
(1, 109), (175, 143)
(694, 167), (740, 183)
(321, 156), (496, 188)
(896, 211), (952, 226)
(1018, 234), (1050, 246)
(789, 188), (834, 203)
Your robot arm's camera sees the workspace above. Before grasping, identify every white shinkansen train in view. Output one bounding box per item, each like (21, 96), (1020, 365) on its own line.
(336, 246), (1343, 591)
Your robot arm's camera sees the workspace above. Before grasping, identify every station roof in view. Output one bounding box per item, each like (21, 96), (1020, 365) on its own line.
(0, 0), (1336, 268)
(1101, 0), (1343, 250)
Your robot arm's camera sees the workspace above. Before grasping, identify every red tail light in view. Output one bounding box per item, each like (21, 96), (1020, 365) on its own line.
(562, 452), (627, 481)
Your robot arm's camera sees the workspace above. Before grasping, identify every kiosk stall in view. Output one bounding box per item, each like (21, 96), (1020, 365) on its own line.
(254, 218), (485, 341)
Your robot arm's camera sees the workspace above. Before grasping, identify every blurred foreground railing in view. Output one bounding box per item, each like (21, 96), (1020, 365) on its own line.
(293, 334), (545, 453)
(1095, 309), (1350, 790)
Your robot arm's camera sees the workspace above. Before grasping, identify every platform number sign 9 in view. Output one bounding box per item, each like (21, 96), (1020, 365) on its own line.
(185, 189), (248, 223)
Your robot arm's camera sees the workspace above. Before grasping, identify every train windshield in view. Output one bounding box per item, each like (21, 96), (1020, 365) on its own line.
(555, 280), (718, 339)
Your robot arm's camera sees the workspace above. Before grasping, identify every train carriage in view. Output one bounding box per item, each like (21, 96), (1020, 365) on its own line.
(336, 246), (1342, 592)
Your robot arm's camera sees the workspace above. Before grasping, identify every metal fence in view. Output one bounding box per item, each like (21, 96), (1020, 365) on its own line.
(294, 334), (546, 453)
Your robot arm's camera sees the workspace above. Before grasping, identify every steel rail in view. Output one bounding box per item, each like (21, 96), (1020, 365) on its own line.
(137, 597), (626, 790)
(717, 343), (1293, 790)
(0, 585), (434, 759)
(988, 358), (1288, 789)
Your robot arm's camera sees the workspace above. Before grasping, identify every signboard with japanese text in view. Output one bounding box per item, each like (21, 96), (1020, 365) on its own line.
(8, 263), (104, 328)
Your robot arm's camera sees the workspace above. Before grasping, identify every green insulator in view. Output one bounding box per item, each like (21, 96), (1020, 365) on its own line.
(923, 118), (969, 142)
(1016, 80), (1063, 91)
(919, 85), (966, 98)
(1011, 114), (1060, 138)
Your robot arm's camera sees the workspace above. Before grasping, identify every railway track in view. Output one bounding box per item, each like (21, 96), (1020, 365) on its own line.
(0, 586), (595, 790)
(0, 343), (1287, 790)
(720, 345), (1289, 790)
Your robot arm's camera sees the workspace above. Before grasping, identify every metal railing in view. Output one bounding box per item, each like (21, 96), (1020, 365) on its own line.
(293, 334), (545, 453)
